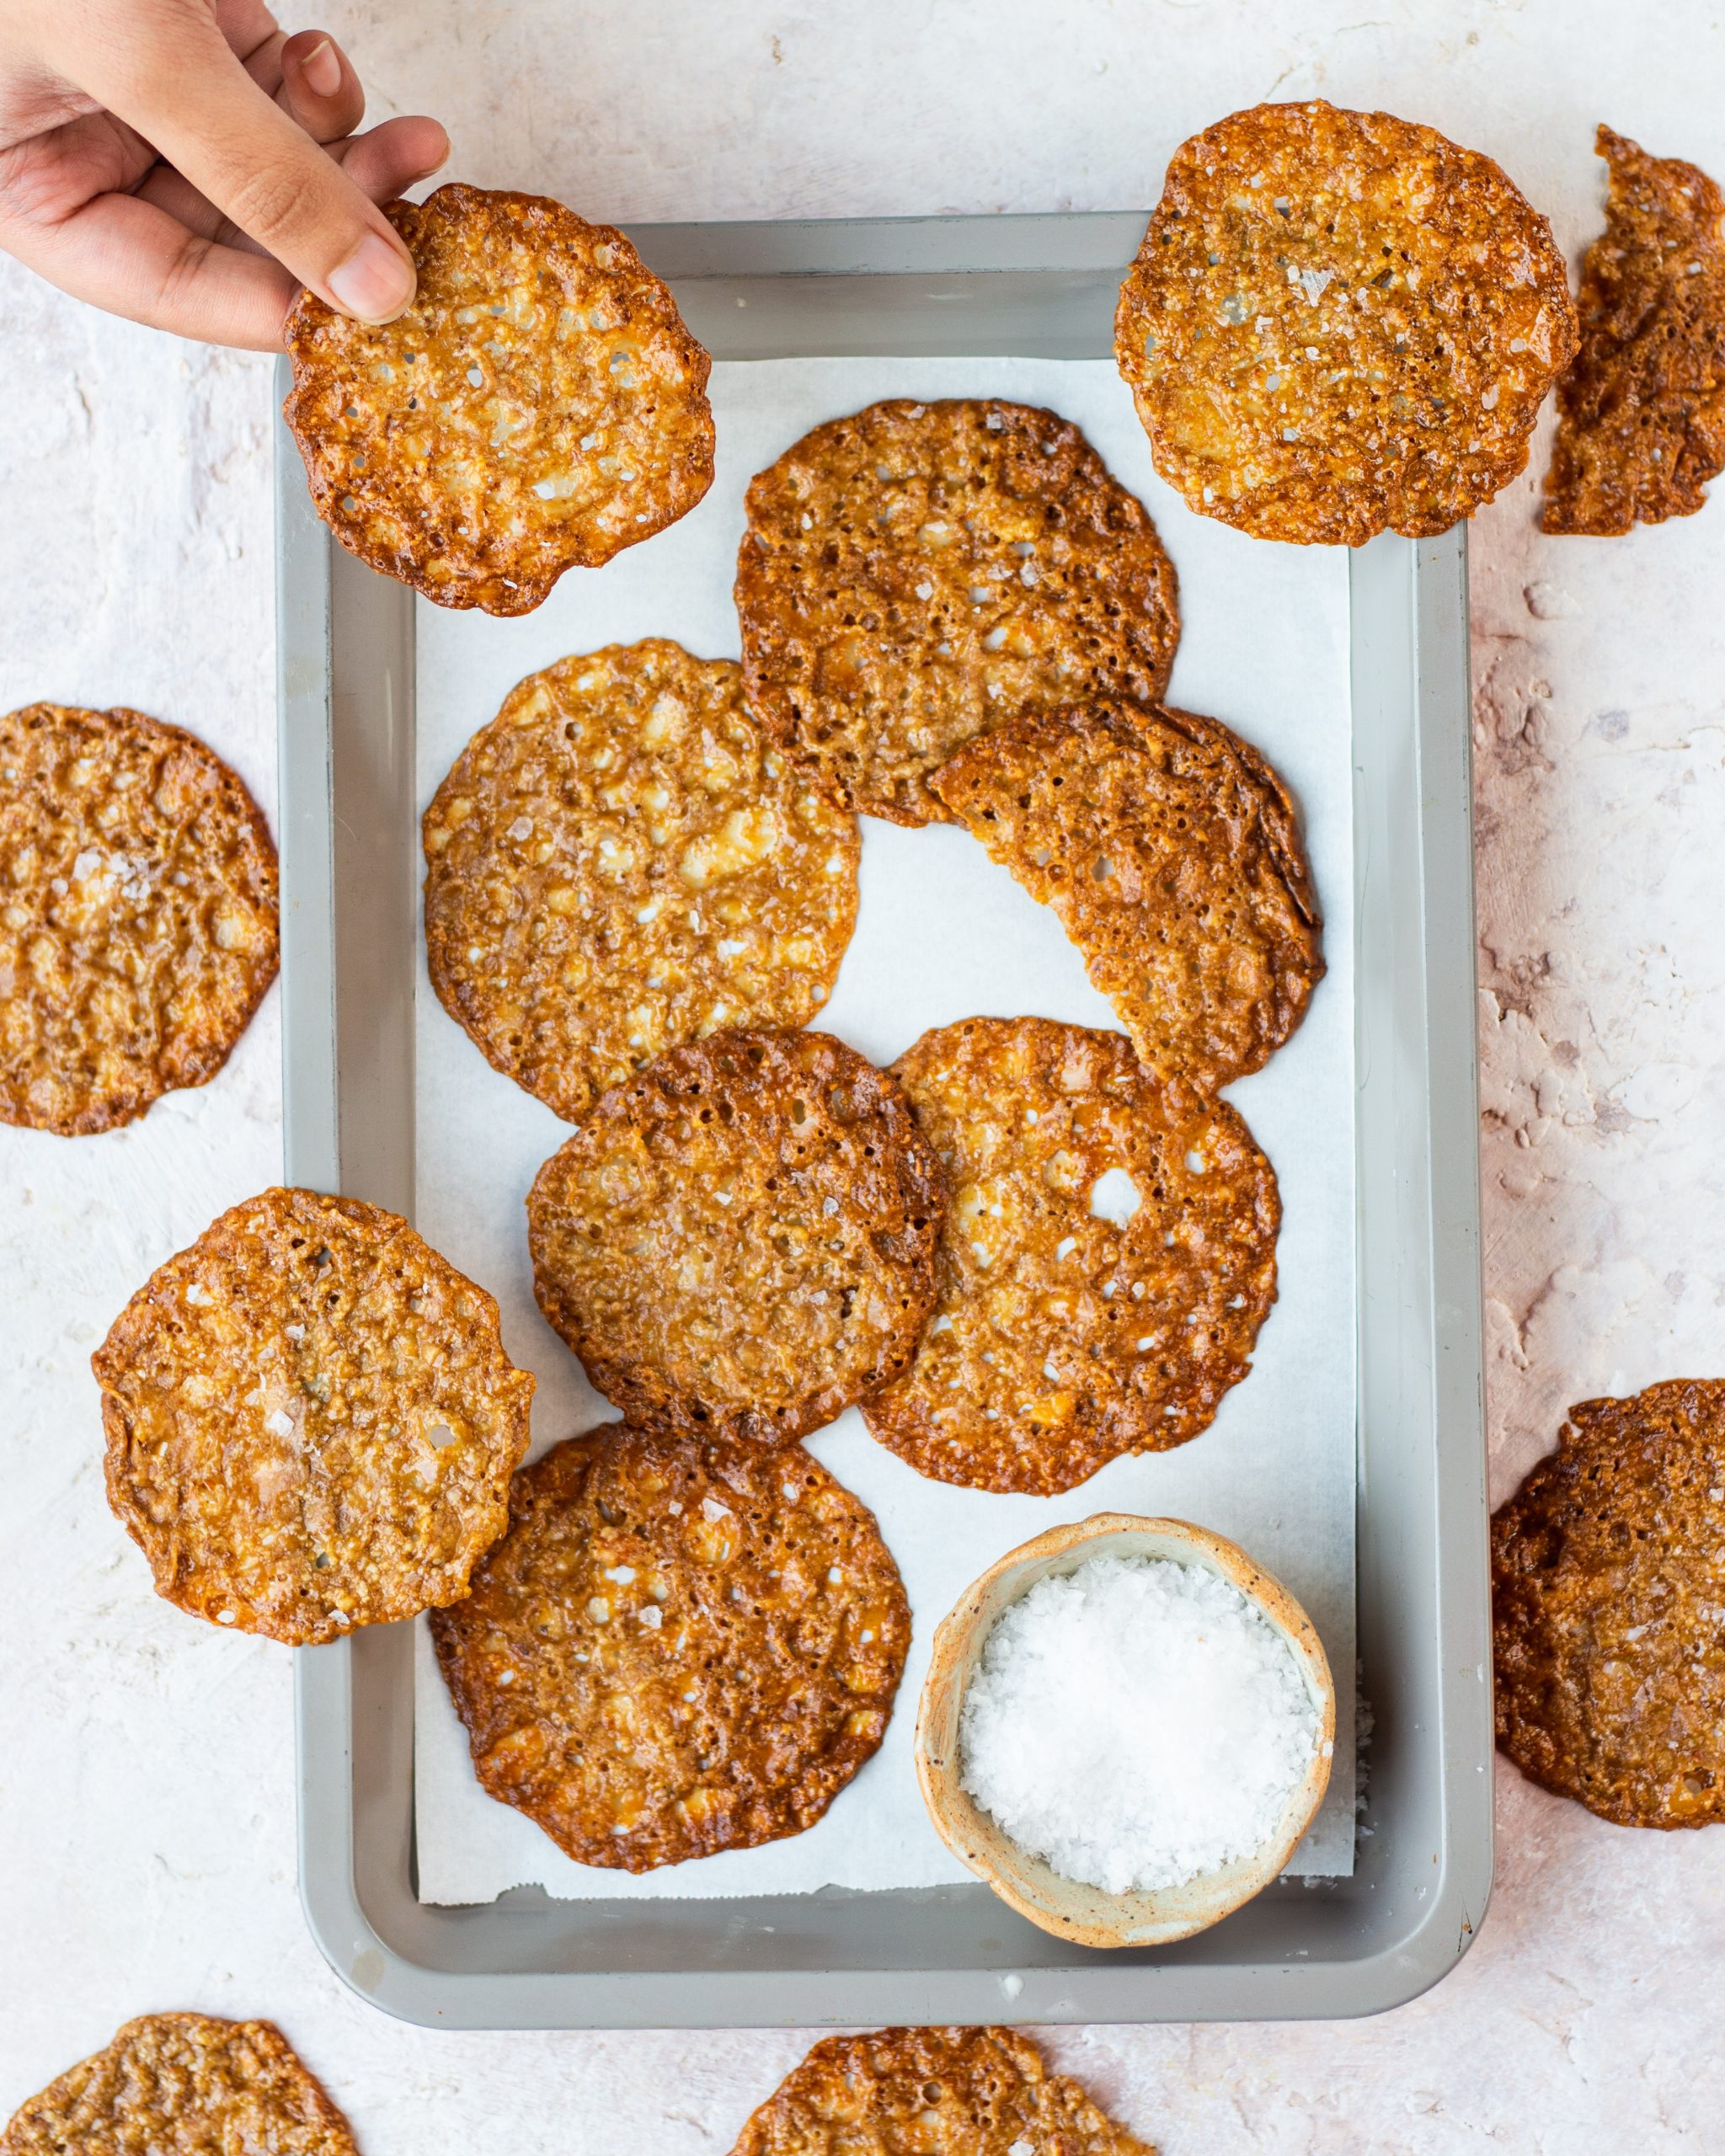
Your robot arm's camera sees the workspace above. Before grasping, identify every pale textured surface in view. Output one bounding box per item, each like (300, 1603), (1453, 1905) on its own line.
(3, 1), (1725, 2148)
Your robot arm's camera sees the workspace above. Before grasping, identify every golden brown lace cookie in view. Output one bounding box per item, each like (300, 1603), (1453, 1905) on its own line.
(1493, 1378), (1725, 1828)
(862, 1019), (1279, 1495)
(430, 1425), (911, 1870)
(0, 702), (277, 1136)
(735, 398), (1180, 824)
(1544, 125), (1725, 534)
(0, 2015), (358, 2156)
(728, 2025), (1156, 2156)
(423, 641), (859, 1123)
(94, 1187), (534, 1644)
(1115, 100), (1578, 544)
(284, 184), (713, 612)
(527, 1029), (943, 1444)
(932, 702), (1322, 1094)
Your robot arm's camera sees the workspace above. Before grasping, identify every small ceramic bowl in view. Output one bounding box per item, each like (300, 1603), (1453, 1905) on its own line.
(915, 1513), (1336, 1950)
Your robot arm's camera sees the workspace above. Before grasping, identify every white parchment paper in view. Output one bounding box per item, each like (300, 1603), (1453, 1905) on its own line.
(411, 358), (1354, 1904)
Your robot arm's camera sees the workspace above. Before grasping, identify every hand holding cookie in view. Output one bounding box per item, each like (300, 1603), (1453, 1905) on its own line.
(0, 0), (447, 347)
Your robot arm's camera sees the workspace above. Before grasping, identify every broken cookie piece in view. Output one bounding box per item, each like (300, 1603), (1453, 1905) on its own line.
(1544, 125), (1725, 534)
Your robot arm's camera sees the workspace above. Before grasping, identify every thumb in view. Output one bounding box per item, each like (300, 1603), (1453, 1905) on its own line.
(72, 5), (418, 323)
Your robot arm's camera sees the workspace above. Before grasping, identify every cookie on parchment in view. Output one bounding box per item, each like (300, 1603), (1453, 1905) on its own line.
(1114, 100), (1578, 544)
(1544, 125), (1725, 535)
(526, 1030), (943, 1444)
(423, 641), (859, 1123)
(735, 398), (1180, 824)
(0, 702), (278, 1137)
(284, 184), (713, 614)
(729, 2025), (1156, 2156)
(862, 1019), (1279, 1496)
(431, 1424), (911, 1870)
(0, 2014), (358, 2156)
(1493, 1378), (1725, 1828)
(932, 703), (1322, 1095)
(93, 1187), (534, 1645)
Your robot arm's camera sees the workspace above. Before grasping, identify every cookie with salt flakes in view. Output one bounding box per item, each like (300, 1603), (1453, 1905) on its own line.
(526, 1029), (943, 1445)
(862, 1018), (1279, 1496)
(728, 2025), (1156, 2156)
(1493, 1378), (1725, 1828)
(0, 2015), (358, 2156)
(932, 702), (1322, 1095)
(93, 1187), (533, 1644)
(431, 1424), (911, 1870)
(284, 184), (713, 613)
(1544, 125), (1725, 534)
(0, 702), (277, 1137)
(1115, 100), (1578, 544)
(735, 397), (1179, 824)
(423, 641), (859, 1124)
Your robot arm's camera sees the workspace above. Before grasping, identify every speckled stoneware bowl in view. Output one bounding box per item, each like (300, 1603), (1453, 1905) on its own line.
(915, 1513), (1337, 1951)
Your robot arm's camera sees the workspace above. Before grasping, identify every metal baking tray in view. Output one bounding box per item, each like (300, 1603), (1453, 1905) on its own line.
(275, 213), (1490, 2028)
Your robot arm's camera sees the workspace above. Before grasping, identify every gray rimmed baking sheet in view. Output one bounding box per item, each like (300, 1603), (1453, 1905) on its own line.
(280, 211), (1490, 2027)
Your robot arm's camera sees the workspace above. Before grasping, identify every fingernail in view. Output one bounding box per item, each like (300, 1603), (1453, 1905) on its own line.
(328, 232), (415, 323)
(299, 36), (342, 98)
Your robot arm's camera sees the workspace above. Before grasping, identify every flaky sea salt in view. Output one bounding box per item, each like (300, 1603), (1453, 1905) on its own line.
(959, 1553), (1320, 1894)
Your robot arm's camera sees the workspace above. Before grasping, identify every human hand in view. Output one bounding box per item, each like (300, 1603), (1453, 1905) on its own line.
(0, 0), (448, 349)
